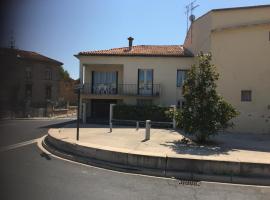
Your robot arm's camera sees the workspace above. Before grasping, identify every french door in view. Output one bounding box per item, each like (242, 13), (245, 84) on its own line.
(138, 69), (153, 95)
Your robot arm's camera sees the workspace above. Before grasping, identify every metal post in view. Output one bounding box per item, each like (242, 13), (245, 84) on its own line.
(136, 121), (139, 131)
(145, 120), (151, 140)
(76, 89), (80, 141)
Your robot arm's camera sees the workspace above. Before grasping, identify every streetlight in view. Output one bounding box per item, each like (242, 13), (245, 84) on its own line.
(74, 84), (83, 141)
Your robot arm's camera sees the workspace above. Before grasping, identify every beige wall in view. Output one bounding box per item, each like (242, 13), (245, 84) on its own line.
(212, 24), (270, 133)
(212, 7), (270, 30)
(185, 6), (270, 133)
(79, 56), (194, 106)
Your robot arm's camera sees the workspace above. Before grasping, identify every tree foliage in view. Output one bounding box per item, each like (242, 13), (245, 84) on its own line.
(59, 66), (70, 81)
(180, 52), (238, 143)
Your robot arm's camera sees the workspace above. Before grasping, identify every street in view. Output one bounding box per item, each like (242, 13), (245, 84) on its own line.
(0, 119), (269, 200)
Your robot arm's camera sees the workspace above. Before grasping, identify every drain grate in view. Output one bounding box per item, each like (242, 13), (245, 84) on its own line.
(178, 179), (201, 186)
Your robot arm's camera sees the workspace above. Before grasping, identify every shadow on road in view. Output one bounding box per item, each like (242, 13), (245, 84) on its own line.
(39, 120), (76, 129)
(40, 152), (51, 160)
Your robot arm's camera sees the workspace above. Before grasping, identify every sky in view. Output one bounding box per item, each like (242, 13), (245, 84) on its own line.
(1, 0), (270, 79)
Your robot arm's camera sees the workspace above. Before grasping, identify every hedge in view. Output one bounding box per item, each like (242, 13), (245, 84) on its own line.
(113, 104), (172, 122)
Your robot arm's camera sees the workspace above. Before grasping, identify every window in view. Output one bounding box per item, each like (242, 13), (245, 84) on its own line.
(46, 85), (52, 99)
(138, 69), (153, 95)
(92, 71), (118, 94)
(241, 90), (252, 102)
(25, 84), (32, 97)
(137, 99), (153, 106)
(177, 70), (188, 87)
(45, 68), (52, 80)
(25, 67), (32, 79)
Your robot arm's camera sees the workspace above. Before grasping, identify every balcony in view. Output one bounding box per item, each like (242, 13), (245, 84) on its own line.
(82, 83), (160, 97)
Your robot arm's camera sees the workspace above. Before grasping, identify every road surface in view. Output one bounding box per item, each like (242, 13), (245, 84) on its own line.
(0, 119), (269, 200)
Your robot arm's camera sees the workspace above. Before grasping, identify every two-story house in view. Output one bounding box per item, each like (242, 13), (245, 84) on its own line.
(75, 4), (270, 134)
(0, 47), (63, 117)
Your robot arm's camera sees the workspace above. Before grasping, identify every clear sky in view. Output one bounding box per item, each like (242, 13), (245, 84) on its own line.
(2, 0), (270, 79)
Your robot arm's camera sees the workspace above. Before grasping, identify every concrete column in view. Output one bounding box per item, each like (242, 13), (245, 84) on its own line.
(136, 121), (139, 130)
(82, 103), (86, 124)
(145, 120), (151, 140)
(109, 104), (116, 124)
(171, 105), (176, 129)
(82, 65), (86, 84)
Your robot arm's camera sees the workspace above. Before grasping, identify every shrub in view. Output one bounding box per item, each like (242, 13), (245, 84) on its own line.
(113, 104), (171, 122)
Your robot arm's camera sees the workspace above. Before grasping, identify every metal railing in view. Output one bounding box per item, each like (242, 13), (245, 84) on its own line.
(82, 83), (160, 97)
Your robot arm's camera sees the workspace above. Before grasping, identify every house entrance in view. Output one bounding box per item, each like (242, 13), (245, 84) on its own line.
(91, 99), (117, 119)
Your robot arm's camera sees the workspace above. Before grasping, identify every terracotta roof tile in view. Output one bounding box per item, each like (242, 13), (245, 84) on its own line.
(78, 45), (193, 57)
(0, 48), (63, 65)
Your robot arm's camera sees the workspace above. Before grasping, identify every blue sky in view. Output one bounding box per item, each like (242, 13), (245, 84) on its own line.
(2, 0), (270, 79)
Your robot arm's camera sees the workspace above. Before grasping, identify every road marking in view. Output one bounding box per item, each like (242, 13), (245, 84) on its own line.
(0, 139), (38, 152)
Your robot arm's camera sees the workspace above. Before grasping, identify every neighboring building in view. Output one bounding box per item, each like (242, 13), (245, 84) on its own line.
(59, 78), (78, 106)
(0, 47), (63, 117)
(75, 5), (270, 134)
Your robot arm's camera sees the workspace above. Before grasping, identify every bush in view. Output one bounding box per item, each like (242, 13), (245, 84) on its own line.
(113, 104), (171, 122)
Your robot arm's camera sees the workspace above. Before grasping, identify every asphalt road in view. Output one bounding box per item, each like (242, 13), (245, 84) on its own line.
(0, 119), (269, 200)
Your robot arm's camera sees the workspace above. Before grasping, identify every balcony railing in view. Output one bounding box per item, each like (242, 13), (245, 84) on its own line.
(82, 83), (160, 97)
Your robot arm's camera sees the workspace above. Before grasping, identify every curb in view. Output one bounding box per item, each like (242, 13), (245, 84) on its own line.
(43, 134), (270, 186)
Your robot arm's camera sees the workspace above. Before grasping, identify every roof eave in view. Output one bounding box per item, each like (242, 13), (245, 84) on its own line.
(76, 54), (193, 58)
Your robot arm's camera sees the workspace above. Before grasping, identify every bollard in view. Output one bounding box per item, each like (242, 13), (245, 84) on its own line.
(171, 105), (176, 129)
(136, 121), (139, 131)
(109, 122), (112, 132)
(145, 120), (151, 140)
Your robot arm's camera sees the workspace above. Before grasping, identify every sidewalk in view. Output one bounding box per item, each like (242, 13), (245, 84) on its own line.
(43, 123), (270, 185)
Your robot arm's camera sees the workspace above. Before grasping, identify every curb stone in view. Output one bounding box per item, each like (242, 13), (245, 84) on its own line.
(43, 134), (270, 186)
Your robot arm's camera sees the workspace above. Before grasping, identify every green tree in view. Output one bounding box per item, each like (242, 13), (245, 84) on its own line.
(181, 52), (238, 143)
(59, 66), (70, 81)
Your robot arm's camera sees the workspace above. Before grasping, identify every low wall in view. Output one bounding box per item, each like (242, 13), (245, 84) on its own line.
(45, 133), (270, 185)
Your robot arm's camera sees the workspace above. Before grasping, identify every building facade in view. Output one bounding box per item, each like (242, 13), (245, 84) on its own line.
(0, 48), (63, 117)
(76, 5), (270, 133)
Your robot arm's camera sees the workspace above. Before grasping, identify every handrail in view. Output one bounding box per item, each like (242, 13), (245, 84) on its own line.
(82, 83), (160, 97)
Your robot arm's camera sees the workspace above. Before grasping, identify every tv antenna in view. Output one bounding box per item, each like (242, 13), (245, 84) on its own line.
(185, 0), (199, 33)
(9, 30), (16, 49)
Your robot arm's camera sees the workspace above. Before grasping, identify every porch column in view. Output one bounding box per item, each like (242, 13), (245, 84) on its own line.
(82, 65), (86, 85)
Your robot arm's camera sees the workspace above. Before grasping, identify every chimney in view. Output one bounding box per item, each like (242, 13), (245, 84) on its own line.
(128, 37), (134, 51)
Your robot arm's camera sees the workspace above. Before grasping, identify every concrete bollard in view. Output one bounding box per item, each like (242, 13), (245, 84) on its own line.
(145, 120), (151, 140)
(109, 122), (112, 132)
(136, 121), (139, 131)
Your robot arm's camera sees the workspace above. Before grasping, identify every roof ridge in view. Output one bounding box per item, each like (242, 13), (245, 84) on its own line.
(77, 44), (192, 57)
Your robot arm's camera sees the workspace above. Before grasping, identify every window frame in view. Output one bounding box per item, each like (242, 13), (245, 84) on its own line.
(241, 90), (252, 102)
(176, 69), (188, 88)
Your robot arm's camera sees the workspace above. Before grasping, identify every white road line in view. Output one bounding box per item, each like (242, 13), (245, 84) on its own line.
(0, 139), (38, 152)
